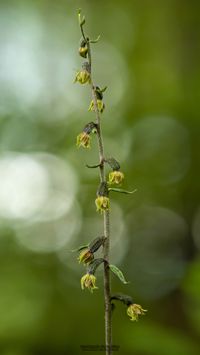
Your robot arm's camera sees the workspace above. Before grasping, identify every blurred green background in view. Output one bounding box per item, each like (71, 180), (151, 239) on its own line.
(0, 0), (200, 354)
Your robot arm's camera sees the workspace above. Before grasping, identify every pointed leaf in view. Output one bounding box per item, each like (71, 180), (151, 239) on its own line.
(108, 188), (137, 194)
(109, 264), (129, 284)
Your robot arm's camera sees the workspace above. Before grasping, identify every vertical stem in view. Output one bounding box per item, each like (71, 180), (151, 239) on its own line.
(87, 38), (112, 355)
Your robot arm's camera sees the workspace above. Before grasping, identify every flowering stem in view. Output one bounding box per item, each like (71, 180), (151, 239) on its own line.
(84, 31), (112, 355)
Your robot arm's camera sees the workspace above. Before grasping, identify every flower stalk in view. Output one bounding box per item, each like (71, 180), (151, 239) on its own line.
(74, 9), (147, 355)
(76, 12), (112, 353)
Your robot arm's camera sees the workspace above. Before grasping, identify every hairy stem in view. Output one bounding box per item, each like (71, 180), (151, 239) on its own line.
(85, 31), (112, 355)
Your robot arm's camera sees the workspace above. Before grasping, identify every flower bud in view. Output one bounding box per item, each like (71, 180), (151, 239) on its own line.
(95, 86), (103, 100)
(79, 38), (88, 58)
(127, 304), (147, 321)
(83, 122), (97, 134)
(97, 181), (109, 197)
(89, 236), (105, 253)
(81, 273), (98, 292)
(106, 157), (120, 171)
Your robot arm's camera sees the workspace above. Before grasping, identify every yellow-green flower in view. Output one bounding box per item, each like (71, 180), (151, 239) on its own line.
(74, 69), (91, 84)
(81, 273), (98, 292)
(78, 248), (94, 264)
(88, 99), (105, 113)
(95, 196), (110, 213)
(108, 170), (124, 185)
(76, 132), (91, 148)
(127, 304), (147, 321)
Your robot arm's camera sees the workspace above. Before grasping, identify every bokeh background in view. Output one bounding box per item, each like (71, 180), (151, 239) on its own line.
(0, 0), (200, 354)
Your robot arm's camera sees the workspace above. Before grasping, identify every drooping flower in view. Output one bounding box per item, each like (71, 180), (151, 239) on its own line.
(74, 70), (90, 84)
(77, 237), (104, 265)
(127, 304), (147, 321)
(81, 273), (98, 292)
(74, 62), (91, 84)
(88, 99), (105, 113)
(108, 170), (124, 185)
(95, 182), (110, 213)
(76, 132), (91, 148)
(95, 196), (110, 213)
(76, 122), (97, 149)
(78, 248), (94, 264)
(79, 38), (88, 58)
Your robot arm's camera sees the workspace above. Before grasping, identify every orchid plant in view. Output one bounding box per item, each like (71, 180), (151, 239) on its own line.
(73, 10), (147, 355)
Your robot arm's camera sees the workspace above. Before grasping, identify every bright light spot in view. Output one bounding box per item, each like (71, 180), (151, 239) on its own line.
(0, 6), (76, 120)
(0, 154), (48, 219)
(15, 201), (82, 253)
(0, 153), (78, 222)
(29, 153), (78, 222)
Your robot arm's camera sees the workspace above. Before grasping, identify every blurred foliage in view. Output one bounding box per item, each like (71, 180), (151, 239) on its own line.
(0, 0), (200, 354)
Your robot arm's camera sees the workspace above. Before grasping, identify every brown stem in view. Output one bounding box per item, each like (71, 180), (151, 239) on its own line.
(84, 31), (112, 355)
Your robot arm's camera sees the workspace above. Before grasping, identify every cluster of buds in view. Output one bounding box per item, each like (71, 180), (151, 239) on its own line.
(107, 157), (124, 185)
(88, 86), (106, 113)
(74, 61), (91, 85)
(76, 122), (97, 149)
(95, 182), (110, 213)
